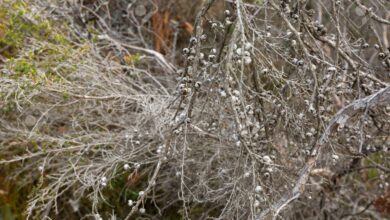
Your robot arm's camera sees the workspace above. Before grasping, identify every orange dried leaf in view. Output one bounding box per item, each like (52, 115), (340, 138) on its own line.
(182, 21), (193, 34)
(152, 10), (172, 54)
(127, 170), (144, 187)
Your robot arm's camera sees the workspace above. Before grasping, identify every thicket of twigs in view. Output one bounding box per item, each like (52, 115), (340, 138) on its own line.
(0, 0), (389, 219)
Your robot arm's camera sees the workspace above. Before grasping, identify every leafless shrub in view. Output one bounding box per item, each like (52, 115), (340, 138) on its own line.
(0, 0), (389, 219)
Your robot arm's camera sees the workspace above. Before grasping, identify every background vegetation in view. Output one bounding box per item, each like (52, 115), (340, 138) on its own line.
(0, 0), (389, 219)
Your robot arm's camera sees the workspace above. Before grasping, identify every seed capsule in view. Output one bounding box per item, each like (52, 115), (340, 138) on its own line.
(190, 37), (197, 44)
(182, 48), (189, 54)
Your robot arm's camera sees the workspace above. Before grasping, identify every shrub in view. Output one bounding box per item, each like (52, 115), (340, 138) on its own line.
(0, 0), (389, 219)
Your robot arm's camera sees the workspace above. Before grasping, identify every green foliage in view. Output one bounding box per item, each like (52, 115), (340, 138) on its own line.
(0, 164), (37, 220)
(95, 172), (146, 218)
(12, 58), (37, 76)
(0, 1), (41, 57)
(0, 2), (88, 218)
(365, 153), (383, 180)
(0, 205), (16, 220)
(0, 0), (71, 59)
